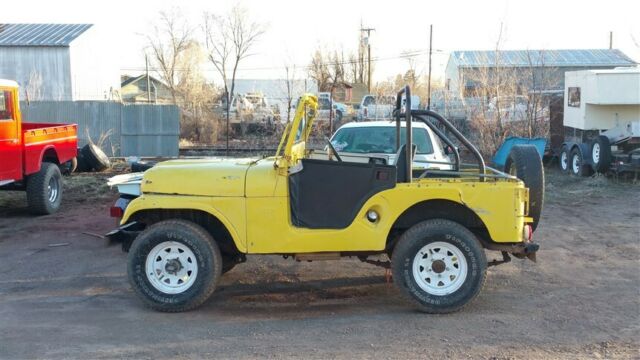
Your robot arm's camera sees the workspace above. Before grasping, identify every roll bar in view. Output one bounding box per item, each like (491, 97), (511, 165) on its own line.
(395, 86), (412, 182)
(393, 86), (486, 181)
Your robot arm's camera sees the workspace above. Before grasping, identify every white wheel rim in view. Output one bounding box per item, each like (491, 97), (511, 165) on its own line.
(572, 154), (580, 174)
(412, 241), (468, 296)
(592, 143), (600, 164)
(48, 177), (59, 203)
(145, 241), (198, 294)
(560, 152), (568, 170)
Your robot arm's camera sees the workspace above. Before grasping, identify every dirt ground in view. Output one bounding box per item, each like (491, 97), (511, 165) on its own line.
(0, 168), (638, 359)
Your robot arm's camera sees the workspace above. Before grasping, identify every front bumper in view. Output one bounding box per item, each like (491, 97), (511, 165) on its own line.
(105, 221), (144, 252)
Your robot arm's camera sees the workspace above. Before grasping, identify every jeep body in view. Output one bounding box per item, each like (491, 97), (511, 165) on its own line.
(108, 87), (540, 313)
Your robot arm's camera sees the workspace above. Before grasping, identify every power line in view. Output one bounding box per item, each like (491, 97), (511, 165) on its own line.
(120, 49), (450, 73)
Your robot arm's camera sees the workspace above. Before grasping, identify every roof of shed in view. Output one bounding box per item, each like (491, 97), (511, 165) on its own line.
(0, 23), (93, 46)
(449, 49), (637, 68)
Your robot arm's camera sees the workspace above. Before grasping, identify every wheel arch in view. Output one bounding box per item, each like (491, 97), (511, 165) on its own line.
(387, 199), (492, 251)
(129, 208), (242, 256)
(42, 146), (60, 164)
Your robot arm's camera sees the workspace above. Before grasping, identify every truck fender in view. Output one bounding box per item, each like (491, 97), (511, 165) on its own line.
(24, 145), (59, 176)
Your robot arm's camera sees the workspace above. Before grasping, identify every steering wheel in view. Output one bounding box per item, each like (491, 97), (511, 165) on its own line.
(325, 137), (343, 162)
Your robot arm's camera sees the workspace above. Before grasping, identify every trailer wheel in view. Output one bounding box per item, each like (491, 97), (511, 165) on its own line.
(26, 162), (63, 215)
(570, 147), (591, 177)
(590, 136), (611, 173)
(81, 143), (111, 171)
(392, 219), (487, 314)
(559, 146), (570, 173)
(504, 145), (544, 231)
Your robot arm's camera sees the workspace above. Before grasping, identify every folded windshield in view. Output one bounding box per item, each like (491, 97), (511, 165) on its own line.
(331, 126), (433, 154)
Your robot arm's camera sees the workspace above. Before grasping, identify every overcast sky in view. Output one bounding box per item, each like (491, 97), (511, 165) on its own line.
(3, 0), (639, 85)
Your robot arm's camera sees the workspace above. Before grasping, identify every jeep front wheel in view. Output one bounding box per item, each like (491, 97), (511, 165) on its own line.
(127, 220), (222, 312)
(392, 219), (487, 313)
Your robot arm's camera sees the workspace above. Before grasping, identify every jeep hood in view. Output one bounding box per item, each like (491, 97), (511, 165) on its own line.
(140, 158), (256, 197)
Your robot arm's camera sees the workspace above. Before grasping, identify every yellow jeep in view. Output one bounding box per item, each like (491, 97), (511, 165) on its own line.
(107, 86), (543, 313)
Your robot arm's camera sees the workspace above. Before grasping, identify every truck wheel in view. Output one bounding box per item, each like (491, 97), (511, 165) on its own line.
(26, 162), (63, 215)
(559, 146), (570, 173)
(81, 143), (111, 171)
(392, 219), (487, 314)
(504, 145), (544, 232)
(590, 136), (611, 173)
(570, 147), (591, 177)
(127, 220), (222, 312)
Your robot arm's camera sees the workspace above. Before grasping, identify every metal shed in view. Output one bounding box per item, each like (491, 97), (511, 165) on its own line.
(0, 23), (120, 101)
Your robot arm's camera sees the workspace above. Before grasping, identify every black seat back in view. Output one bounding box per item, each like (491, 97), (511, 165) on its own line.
(395, 144), (416, 183)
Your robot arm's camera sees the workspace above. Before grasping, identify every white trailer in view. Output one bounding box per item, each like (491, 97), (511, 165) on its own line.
(559, 68), (640, 176)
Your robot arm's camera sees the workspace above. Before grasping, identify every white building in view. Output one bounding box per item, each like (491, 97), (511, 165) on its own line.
(0, 23), (120, 101)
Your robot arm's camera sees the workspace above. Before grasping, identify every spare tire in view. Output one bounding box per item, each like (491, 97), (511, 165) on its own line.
(75, 151), (91, 172)
(504, 145), (544, 232)
(590, 135), (611, 173)
(81, 143), (111, 171)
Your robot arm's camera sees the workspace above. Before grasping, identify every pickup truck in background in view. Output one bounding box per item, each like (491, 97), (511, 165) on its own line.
(0, 79), (78, 214)
(357, 94), (420, 121)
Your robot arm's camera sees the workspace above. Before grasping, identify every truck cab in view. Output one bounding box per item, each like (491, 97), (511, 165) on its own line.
(0, 80), (78, 214)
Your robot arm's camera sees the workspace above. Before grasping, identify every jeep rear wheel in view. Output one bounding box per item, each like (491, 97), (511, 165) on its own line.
(392, 219), (487, 314)
(127, 220), (222, 312)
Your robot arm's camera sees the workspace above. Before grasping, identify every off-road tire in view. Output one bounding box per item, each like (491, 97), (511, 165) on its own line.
(590, 135), (611, 173)
(570, 147), (591, 177)
(559, 145), (570, 173)
(504, 145), (544, 231)
(127, 220), (222, 312)
(392, 219), (487, 314)
(26, 162), (63, 215)
(81, 143), (110, 171)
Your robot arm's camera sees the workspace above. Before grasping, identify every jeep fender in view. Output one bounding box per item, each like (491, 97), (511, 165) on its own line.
(121, 194), (247, 253)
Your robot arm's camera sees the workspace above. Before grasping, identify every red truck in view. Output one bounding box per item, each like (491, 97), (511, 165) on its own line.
(0, 79), (78, 214)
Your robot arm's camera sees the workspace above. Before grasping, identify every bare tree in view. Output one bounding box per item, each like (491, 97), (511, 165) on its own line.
(283, 62), (297, 123)
(204, 5), (265, 152)
(147, 10), (193, 104)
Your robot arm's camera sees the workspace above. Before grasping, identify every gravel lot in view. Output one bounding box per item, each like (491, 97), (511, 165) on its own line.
(0, 169), (638, 359)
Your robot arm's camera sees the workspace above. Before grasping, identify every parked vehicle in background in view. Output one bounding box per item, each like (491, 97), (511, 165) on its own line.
(488, 96), (528, 122)
(244, 92), (276, 123)
(0, 79), (78, 214)
(317, 92), (347, 123)
(558, 68), (640, 176)
(328, 121), (451, 170)
(357, 94), (419, 121)
(215, 94), (254, 124)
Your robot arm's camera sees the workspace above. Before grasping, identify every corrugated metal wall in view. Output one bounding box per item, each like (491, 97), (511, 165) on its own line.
(19, 101), (179, 157)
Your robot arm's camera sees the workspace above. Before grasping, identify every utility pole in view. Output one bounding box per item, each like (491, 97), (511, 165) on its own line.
(609, 31), (613, 49)
(360, 26), (375, 93)
(427, 24), (433, 110)
(145, 54), (151, 103)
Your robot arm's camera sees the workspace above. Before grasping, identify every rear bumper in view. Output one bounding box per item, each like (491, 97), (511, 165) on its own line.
(485, 241), (540, 262)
